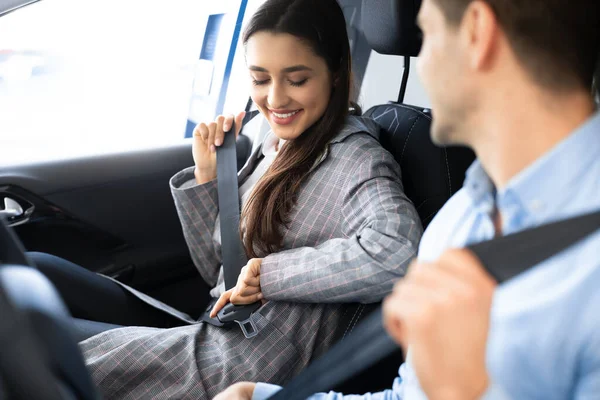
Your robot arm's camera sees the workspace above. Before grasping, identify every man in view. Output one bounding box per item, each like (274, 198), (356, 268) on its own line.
(216, 0), (600, 398)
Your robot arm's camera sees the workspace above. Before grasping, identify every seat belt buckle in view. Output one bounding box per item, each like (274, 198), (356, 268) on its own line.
(216, 301), (262, 339)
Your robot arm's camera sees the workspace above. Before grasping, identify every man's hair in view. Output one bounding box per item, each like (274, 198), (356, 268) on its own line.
(434, 0), (600, 92)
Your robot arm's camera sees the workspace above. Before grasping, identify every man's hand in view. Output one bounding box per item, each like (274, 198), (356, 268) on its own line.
(211, 258), (264, 318)
(383, 249), (496, 400)
(214, 382), (256, 400)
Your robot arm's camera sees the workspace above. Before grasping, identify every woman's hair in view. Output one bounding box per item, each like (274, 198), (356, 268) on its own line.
(240, 0), (358, 258)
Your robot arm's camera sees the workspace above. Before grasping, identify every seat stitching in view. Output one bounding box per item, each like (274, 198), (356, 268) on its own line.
(400, 116), (420, 164)
(424, 209), (439, 223)
(444, 148), (452, 195)
(364, 104), (433, 122)
(393, 103), (433, 121)
(415, 198), (432, 210)
(346, 305), (366, 337)
(342, 305), (363, 339)
(371, 107), (397, 120)
(341, 307), (360, 339)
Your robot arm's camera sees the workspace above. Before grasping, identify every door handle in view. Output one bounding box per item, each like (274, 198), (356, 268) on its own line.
(0, 197), (24, 219)
(0, 197), (32, 227)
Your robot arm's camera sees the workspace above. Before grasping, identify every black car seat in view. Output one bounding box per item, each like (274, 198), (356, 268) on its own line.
(332, 0), (475, 394)
(0, 222), (99, 400)
(362, 0), (475, 229)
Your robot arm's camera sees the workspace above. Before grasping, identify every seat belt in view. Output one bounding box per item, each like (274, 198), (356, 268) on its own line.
(268, 208), (600, 400)
(201, 121), (262, 339)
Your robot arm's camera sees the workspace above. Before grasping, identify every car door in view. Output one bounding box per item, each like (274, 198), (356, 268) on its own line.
(0, 0), (270, 317)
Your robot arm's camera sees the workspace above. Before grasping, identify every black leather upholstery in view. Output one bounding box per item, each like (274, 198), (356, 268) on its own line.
(71, 318), (123, 342)
(0, 266), (98, 400)
(365, 104), (475, 228)
(361, 0), (423, 56)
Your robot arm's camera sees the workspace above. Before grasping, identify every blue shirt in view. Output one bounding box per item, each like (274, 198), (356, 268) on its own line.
(252, 112), (600, 400)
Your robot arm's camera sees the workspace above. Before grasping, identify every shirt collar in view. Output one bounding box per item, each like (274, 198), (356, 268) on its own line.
(465, 111), (600, 232)
(464, 161), (497, 216)
(261, 131), (285, 157)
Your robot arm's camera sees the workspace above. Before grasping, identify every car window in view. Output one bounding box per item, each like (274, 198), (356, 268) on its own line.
(0, 0), (265, 167)
(0, 0), (434, 168)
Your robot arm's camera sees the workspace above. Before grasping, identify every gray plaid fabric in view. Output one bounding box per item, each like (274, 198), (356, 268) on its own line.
(79, 116), (422, 399)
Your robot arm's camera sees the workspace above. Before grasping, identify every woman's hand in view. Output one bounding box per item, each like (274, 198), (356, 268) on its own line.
(210, 258), (264, 317)
(213, 382), (256, 400)
(193, 111), (246, 184)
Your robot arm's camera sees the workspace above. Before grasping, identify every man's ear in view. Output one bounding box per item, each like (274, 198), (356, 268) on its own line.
(461, 0), (500, 71)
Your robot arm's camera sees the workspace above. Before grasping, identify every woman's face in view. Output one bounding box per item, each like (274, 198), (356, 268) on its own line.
(245, 32), (333, 140)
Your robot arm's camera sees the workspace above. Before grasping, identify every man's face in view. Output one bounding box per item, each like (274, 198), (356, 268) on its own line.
(417, 0), (477, 146)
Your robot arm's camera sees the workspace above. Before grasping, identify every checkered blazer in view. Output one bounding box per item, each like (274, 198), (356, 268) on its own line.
(79, 116), (422, 399)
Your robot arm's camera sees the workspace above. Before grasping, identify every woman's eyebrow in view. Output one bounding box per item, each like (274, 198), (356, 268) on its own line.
(282, 65), (313, 73)
(248, 65), (313, 73)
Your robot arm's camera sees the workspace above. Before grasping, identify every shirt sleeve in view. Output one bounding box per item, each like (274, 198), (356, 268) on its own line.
(251, 364), (407, 400)
(251, 383), (403, 400)
(252, 383), (283, 400)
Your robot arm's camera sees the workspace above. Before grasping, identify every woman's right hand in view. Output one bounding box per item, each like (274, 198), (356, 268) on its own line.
(193, 111), (246, 184)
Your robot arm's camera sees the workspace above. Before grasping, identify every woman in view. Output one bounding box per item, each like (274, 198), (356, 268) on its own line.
(32, 0), (422, 397)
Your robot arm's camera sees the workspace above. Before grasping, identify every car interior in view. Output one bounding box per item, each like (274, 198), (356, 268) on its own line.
(7, 0), (598, 398)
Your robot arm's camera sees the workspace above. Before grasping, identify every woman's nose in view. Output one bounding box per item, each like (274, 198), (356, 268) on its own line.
(267, 82), (289, 109)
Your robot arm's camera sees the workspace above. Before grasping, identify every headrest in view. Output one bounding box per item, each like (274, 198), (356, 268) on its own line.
(361, 0), (423, 56)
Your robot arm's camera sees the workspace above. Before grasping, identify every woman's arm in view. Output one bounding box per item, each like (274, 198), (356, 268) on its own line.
(259, 139), (423, 304)
(170, 167), (222, 287)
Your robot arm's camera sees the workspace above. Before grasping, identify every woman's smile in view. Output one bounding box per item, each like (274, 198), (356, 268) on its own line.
(268, 108), (304, 125)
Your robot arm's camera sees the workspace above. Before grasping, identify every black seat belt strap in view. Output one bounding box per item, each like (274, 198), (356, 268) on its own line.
(217, 122), (249, 290)
(469, 209), (600, 282)
(268, 208), (600, 400)
(201, 122), (262, 338)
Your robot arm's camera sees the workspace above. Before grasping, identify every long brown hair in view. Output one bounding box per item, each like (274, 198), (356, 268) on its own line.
(241, 0), (357, 258)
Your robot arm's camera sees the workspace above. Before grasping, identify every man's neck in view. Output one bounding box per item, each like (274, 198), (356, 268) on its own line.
(470, 89), (595, 190)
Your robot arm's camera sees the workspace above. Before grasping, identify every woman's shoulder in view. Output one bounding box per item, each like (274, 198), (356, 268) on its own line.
(328, 115), (394, 162)
(330, 115), (380, 146)
(322, 115), (399, 177)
